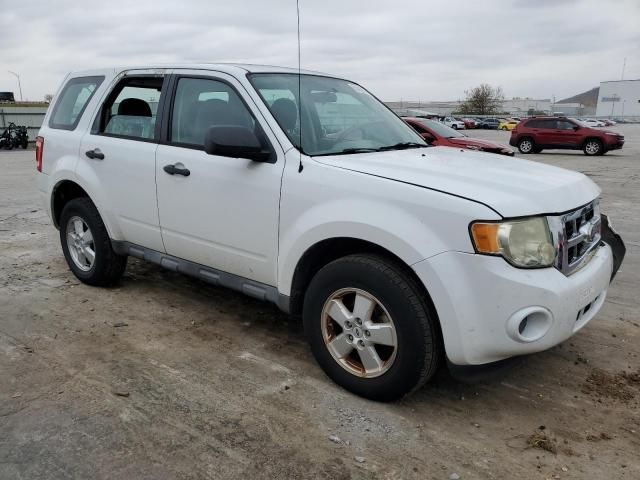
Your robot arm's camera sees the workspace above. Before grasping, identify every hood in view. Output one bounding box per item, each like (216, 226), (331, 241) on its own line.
(447, 137), (511, 150)
(314, 146), (600, 217)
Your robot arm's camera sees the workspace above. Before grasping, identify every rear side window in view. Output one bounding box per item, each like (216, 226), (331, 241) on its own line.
(49, 76), (104, 130)
(525, 119), (555, 129)
(97, 76), (165, 141)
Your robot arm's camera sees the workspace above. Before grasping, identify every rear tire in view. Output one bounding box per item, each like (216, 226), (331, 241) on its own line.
(60, 197), (127, 286)
(583, 139), (603, 156)
(518, 137), (535, 154)
(303, 254), (442, 401)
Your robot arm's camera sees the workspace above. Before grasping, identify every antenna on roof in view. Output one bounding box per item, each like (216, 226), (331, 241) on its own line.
(296, 0), (303, 173)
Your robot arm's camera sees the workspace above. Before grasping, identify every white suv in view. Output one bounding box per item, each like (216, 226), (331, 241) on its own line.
(36, 64), (624, 401)
(442, 116), (465, 129)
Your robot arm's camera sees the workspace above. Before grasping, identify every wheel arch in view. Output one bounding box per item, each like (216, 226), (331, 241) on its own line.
(287, 237), (440, 326)
(51, 179), (115, 239)
(51, 180), (91, 229)
(582, 136), (603, 147)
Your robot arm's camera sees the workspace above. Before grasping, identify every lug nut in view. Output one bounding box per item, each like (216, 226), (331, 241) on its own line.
(347, 334), (354, 342)
(358, 340), (365, 347)
(355, 317), (362, 325)
(345, 321), (352, 329)
(364, 330), (370, 337)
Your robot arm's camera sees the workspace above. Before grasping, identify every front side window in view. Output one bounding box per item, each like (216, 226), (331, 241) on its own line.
(170, 77), (256, 147)
(557, 120), (576, 130)
(98, 76), (164, 140)
(49, 76), (104, 130)
(249, 73), (425, 156)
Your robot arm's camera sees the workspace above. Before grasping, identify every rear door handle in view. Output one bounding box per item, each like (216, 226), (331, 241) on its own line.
(163, 164), (190, 177)
(85, 148), (104, 160)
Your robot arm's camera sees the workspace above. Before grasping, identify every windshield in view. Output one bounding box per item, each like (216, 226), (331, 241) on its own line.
(415, 118), (464, 138)
(248, 73), (427, 156)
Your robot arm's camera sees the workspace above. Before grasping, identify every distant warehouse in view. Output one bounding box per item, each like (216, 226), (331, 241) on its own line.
(596, 79), (640, 120)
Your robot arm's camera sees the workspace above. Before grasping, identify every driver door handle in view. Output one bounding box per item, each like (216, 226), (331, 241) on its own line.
(163, 164), (191, 177)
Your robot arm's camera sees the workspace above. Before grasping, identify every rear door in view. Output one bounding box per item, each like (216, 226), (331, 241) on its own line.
(78, 69), (168, 252)
(155, 71), (285, 286)
(527, 119), (555, 146)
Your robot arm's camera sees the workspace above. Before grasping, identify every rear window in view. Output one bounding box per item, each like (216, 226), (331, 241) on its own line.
(49, 76), (104, 130)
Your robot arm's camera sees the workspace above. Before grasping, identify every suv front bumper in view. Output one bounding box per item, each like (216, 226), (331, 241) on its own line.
(413, 243), (613, 365)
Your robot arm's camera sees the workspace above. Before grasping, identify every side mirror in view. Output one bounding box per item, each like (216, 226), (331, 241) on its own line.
(421, 132), (435, 143)
(573, 125), (580, 131)
(204, 126), (273, 162)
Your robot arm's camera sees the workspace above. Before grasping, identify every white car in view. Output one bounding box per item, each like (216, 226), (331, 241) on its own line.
(442, 116), (466, 129)
(35, 64), (624, 401)
(582, 118), (605, 127)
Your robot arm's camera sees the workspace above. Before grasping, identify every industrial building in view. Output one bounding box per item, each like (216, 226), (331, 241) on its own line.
(596, 79), (640, 120)
(386, 97), (551, 117)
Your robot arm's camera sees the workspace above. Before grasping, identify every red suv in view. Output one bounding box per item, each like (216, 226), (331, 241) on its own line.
(403, 117), (514, 156)
(509, 117), (624, 156)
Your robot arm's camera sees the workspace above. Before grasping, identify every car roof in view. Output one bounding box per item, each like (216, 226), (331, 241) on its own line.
(68, 63), (334, 78)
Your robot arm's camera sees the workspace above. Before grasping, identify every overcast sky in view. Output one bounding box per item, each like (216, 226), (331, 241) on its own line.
(1, 0), (638, 102)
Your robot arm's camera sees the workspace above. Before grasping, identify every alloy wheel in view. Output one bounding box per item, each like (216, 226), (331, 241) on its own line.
(66, 216), (96, 271)
(321, 288), (398, 378)
(585, 141), (600, 155)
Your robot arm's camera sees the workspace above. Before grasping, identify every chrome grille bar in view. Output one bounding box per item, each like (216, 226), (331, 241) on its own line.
(549, 200), (601, 276)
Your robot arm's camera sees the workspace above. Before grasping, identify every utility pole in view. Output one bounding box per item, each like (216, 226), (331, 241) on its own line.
(8, 71), (23, 101)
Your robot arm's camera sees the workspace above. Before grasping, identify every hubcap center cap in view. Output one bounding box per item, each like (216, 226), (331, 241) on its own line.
(353, 327), (362, 338)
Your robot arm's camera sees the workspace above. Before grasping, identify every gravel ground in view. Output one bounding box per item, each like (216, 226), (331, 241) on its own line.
(1, 125), (639, 479)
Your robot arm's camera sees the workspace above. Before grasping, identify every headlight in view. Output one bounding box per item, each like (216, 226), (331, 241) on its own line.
(470, 217), (556, 268)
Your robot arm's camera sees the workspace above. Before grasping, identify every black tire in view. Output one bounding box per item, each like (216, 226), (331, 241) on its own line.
(518, 137), (535, 154)
(583, 138), (603, 156)
(59, 197), (127, 286)
(303, 254), (442, 401)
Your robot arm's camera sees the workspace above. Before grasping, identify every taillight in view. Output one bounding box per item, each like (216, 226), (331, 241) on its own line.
(35, 136), (44, 172)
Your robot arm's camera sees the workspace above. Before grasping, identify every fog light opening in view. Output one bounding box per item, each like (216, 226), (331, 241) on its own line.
(507, 307), (553, 343)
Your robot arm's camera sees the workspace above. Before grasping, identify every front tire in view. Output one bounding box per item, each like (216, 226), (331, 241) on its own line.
(584, 139), (603, 156)
(518, 137), (535, 154)
(303, 254), (442, 401)
(60, 197), (127, 286)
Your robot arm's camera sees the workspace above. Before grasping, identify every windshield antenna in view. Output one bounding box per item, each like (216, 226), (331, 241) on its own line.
(296, 0), (303, 172)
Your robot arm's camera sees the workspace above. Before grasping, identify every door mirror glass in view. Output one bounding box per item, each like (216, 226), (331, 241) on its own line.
(204, 126), (272, 162)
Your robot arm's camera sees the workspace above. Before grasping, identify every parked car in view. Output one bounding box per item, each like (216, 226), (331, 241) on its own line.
(461, 118), (476, 129)
(582, 118), (605, 128)
(442, 116), (465, 129)
(509, 116), (624, 155)
(403, 117), (514, 156)
(477, 118), (501, 129)
(36, 64), (625, 401)
(601, 119), (616, 126)
(498, 119), (519, 131)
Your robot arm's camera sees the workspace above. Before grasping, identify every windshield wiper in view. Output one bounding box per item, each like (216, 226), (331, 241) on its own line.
(377, 142), (429, 151)
(315, 147), (380, 156)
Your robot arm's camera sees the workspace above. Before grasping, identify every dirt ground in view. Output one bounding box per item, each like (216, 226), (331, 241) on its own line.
(1, 125), (639, 480)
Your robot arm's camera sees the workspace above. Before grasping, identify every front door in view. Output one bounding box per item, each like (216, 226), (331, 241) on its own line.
(155, 72), (285, 286)
(78, 70), (168, 252)
(552, 119), (582, 147)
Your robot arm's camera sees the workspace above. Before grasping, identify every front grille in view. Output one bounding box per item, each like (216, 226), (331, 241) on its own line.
(550, 200), (601, 276)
